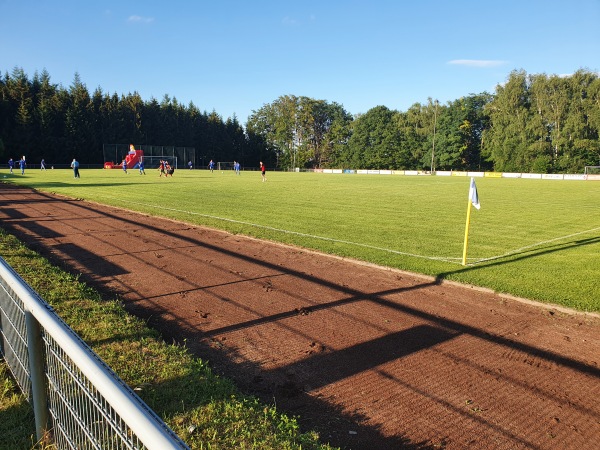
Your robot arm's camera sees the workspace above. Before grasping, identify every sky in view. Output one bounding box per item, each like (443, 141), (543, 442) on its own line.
(1, 0), (599, 125)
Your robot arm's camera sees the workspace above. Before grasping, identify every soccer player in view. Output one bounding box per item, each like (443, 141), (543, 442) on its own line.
(260, 161), (266, 182)
(71, 159), (80, 178)
(166, 163), (175, 176)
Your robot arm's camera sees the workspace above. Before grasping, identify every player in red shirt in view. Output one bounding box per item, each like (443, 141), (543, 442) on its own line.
(260, 161), (266, 182)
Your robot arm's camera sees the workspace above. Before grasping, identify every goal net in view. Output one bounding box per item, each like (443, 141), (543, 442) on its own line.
(143, 156), (178, 169)
(217, 162), (235, 171)
(103, 144), (192, 169)
(584, 166), (600, 175)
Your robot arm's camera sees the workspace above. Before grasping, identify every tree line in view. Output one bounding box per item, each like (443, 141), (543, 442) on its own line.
(247, 69), (599, 173)
(0, 68), (261, 168)
(1, 67), (598, 172)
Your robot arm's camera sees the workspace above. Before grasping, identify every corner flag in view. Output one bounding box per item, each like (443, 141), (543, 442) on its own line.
(469, 177), (480, 210)
(462, 177), (480, 265)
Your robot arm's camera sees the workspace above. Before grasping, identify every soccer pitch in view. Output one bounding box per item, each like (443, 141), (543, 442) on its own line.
(4, 168), (599, 312)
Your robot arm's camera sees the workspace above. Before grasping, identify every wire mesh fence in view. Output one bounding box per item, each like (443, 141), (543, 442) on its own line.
(0, 280), (30, 396)
(0, 256), (189, 450)
(44, 334), (143, 450)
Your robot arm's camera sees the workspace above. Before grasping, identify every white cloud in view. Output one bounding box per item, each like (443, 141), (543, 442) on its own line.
(282, 14), (315, 26)
(128, 15), (154, 24)
(448, 59), (507, 68)
(282, 16), (298, 26)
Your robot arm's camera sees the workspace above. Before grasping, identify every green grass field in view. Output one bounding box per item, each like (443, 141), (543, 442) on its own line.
(3, 168), (599, 312)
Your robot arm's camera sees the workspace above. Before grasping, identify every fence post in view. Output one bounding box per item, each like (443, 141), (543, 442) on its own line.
(25, 308), (50, 443)
(0, 306), (4, 356)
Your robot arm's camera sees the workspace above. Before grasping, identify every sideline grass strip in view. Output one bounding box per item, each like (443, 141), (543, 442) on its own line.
(3, 170), (599, 312)
(0, 230), (337, 450)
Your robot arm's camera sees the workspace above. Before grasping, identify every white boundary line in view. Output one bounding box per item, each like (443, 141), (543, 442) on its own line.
(95, 195), (600, 267)
(471, 227), (600, 265)
(97, 195), (464, 265)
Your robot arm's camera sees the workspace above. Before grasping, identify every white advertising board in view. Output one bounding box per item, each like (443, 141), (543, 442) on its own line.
(563, 174), (586, 180)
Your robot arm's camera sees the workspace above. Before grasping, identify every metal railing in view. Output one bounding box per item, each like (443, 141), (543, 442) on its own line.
(0, 256), (190, 450)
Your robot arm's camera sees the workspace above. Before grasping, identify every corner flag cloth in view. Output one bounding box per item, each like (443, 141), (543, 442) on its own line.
(469, 177), (480, 210)
(462, 177), (480, 265)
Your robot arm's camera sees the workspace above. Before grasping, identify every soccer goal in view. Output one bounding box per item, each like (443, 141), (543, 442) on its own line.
(584, 166), (600, 175)
(217, 161), (235, 171)
(143, 156), (178, 169)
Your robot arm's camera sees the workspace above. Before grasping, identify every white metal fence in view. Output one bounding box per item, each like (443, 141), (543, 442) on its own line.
(0, 256), (190, 450)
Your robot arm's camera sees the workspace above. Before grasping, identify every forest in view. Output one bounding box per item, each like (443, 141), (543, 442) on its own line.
(1, 67), (599, 173)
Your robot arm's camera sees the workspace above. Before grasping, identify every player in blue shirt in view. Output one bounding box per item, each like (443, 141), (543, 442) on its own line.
(71, 159), (80, 178)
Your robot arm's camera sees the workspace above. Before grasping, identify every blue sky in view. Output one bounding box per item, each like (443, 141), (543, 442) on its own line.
(1, 0), (599, 125)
